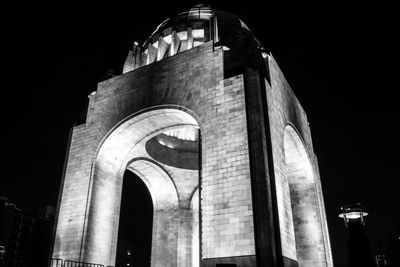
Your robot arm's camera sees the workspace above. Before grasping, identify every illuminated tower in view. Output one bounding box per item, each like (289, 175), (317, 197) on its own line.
(52, 5), (333, 267)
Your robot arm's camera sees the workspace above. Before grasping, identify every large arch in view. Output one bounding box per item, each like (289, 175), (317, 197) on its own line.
(81, 107), (200, 266)
(283, 125), (327, 266)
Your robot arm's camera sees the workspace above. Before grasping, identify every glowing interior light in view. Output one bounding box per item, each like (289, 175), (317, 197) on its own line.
(199, 10), (212, 19)
(152, 41), (159, 48)
(163, 127), (198, 141)
(134, 41), (139, 46)
(192, 29), (204, 39)
(262, 52), (269, 58)
(193, 41), (204, 47)
(163, 34), (172, 44)
(339, 211), (368, 220)
(177, 31), (188, 41)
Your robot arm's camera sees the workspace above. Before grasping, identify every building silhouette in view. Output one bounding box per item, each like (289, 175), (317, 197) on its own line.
(0, 197), (55, 267)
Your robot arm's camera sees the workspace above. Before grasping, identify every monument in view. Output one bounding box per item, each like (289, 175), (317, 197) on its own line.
(52, 5), (333, 267)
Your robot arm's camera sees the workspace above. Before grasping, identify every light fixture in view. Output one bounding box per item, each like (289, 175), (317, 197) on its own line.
(88, 91), (97, 98)
(339, 203), (368, 226)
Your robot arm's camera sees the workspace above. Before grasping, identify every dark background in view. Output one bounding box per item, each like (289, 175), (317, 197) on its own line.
(2, 0), (399, 265)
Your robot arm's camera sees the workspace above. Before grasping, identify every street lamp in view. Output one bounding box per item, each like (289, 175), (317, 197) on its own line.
(338, 203), (375, 267)
(339, 203), (368, 227)
(375, 252), (387, 267)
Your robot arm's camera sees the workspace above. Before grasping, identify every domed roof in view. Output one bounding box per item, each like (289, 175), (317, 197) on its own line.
(148, 4), (214, 39)
(123, 4), (267, 73)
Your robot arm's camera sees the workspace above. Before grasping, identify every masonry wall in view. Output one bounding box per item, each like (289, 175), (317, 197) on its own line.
(52, 123), (93, 262)
(266, 55), (333, 267)
(53, 39), (333, 267)
(53, 42), (257, 266)
(200, 75), (255, 259)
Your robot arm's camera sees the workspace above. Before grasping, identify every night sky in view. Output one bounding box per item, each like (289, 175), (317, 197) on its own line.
(2, 0), (399, 265)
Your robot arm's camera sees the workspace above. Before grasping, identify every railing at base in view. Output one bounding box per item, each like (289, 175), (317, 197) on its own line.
(64, 260), (104, 267)
(48, 258), (104, 267)
(49, 258), (63, 267)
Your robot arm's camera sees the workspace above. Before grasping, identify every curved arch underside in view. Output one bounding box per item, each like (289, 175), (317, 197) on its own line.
(84, 108), (199, 266)
(128, 160), (180, 267)
(284, 125), (326, 266)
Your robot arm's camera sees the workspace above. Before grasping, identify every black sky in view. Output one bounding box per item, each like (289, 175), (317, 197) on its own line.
(2, 0), (399, 265)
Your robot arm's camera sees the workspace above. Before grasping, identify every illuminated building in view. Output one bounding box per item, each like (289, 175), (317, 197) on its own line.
(52, 5), (332, 267)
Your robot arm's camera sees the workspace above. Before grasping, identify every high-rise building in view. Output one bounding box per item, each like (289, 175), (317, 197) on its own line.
(0, 197), (55, 267)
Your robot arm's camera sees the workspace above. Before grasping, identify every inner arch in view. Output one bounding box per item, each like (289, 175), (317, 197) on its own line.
(116, 170), (153, 267)
(127, 159), (180, 267)
(284, 125), (326, 266)
(84, 107), (200, 266)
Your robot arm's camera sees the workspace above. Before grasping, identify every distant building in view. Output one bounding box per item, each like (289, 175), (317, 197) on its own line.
(0, 196), (55, 267)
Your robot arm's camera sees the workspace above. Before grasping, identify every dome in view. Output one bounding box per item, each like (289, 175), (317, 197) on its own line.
(123, 4), (267, 73)
(145, 4), (214, 46)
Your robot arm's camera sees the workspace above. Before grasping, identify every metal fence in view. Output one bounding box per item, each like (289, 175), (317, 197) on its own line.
(48, 258), (63, 267)
(64, 260), (104, 267)
(48, 258), (105, 267)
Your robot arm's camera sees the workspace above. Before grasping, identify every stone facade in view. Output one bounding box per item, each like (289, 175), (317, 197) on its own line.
(266, 56), (333, 266)
(52, 7), (332, 267)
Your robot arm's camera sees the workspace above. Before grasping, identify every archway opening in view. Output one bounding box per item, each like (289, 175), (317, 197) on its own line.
(116, 170), (153, 267)
(284, 125), (325, 266)
(88, 108), (200, 267)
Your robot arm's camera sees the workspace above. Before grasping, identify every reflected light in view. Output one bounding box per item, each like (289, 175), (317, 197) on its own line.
(177, 31), (188, 41)
(163, 34), (172, 44)
(163, 126), (198, 141)
(192, 29), (204, 39)
(88, 91), (97, 98)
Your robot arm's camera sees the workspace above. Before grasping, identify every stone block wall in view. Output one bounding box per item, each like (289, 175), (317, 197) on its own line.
(53, 39), (332, 267)
(266, 55), (333, 267)
(200, 75), (255, 259)
(52, 123), (93, 262)
(53, 43), (257, 266)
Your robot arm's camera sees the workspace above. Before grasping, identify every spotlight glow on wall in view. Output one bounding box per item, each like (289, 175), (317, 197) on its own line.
(163, 126), (198, 141)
